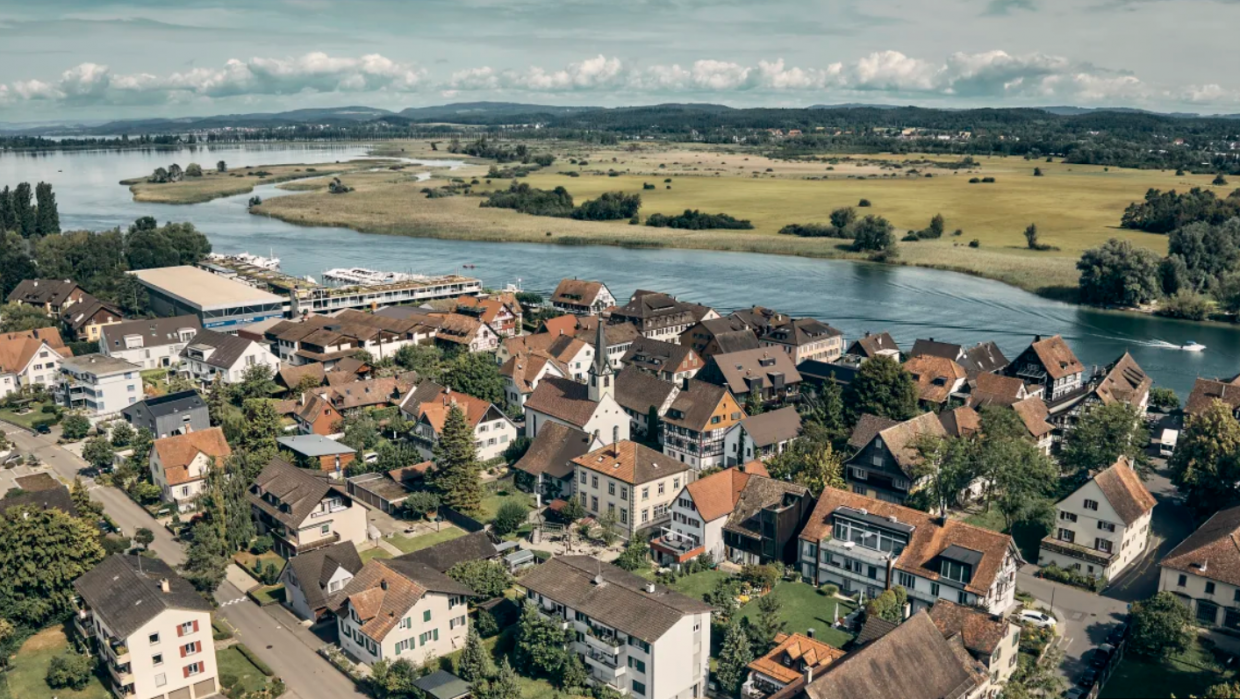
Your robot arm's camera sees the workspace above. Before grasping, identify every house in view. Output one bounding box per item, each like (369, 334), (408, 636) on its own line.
(843, 412), (947, 504)
(1185, 375), (1240, 418)
(610, 290), (701, 342)
(312, 375), (415, 415)
(524, 318), (630, 445)
(499, 332), (594, 381)
(294, 392), (345, 437)
(928, 600), (1022, 689)
(574, 318), (641, 370)
(909, 338), (964, 362)
(615, 367), (679, 444)
(1011, 397), (1055, 455)
(661, 380), (744, 470)
(846, 332), (900, 360)
(413, 670), (472, 699)
(331, 558), (474, 667)
(679, 317), (761, 359)
(1038, 456), (1155, 583)
(697, 348), (802, 407)
(150, 427), (232, 512)
(938, 406), (981, 440)
(454, 294), (521, 337)
(742, 632), (846, 699)
(249, 458), (368, 557)
(265, 312), (429, 367)
(573, 440), (694, 539)
(121, 390), (210, 439)
(181, 329), (280, 386)
(73, 555), (218, 699)
(551, 278), (616, 315)
(1084, 352), (1152, 415)
(655, 464), (755, 566)
(60, 295), (124, 342)
(1159, 504), (1240, 630)
(1005, 334), (1085, 403)
(958, 341), (1010, 378)
(718, 474), (812, 567)
(500, 350), (568, 411)
(58, 354), (142, 421)
(100, 315), (202, 370)
(761, 318), (845, 365)
(967, 372), (1035, 408)
(903, 355), (968, 408)
(539, 314), (581, 338)
(396, 530), (499, 573)
(798, 487), (1021, 615)
(724, 406), (801, 466)
(282, 540), (364, 621)
(795, 359), (860, 393)
(7, 278), (88, 315)
(520, 555), (713, 699)
(0, 327), (71, 395)
(775, 612), (988, 699)
(408, 387), (517, 462)
(430, 313), (500, 353)
(621, 337), (704, 383)
(513, 422), (601, 505)
(729, 306), (794, 337)
(277, 434), (357, 477)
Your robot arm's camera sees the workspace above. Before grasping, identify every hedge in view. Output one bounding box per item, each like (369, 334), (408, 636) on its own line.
(235, 643), (275, 677)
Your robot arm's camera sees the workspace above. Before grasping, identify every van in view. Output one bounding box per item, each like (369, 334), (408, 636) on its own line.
(1159, 429), (1179, 457)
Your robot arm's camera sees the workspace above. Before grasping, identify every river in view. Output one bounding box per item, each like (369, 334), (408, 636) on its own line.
(1, 143), (1236, 399)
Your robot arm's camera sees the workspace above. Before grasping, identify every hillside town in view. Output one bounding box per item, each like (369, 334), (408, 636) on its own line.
(2, 260), (1238, 699)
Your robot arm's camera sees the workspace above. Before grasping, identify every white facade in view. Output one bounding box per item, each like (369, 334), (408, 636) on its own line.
(1159, 566), (1240, 631)
(284, 565), (355, 621)
(526, 393), (630, 446)
(78, 605), (217, 699)
(3, 342), (68, 391)
(337, 591), (470, 666)
(150, 450), (211, 512)
(665, 487), (727, 562)
(413, 408), (517, 463)
(103, 324), (199, 370)
(575, 465), (688, 538)
(503, 359), (566, 411)
(1038, 478), (1152, 583)
(182, 339), (280, 385)
(58, 356), (142, 421)
(722, 423), (793, 466)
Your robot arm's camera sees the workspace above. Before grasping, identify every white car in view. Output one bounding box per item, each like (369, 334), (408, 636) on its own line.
(1019, 609), (1057, 628)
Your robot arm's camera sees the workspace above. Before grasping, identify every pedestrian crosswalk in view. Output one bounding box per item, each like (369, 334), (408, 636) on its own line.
(219, 597), (248, 607)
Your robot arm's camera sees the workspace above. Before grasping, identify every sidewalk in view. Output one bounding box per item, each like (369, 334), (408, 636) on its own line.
(225, 563), (259, 593)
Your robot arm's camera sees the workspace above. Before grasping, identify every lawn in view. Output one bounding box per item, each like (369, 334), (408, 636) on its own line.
(234, 550), (285, 582)
(216, 645), (271, 696)
(962, 509), (1048, 564)
(248, 584), (286, 606)
(360, 547), (393, 564)
(5, 626), (110, 699)
(0, 402), (58, 430)
(479, 489), (535, 524)
(1101, 638), (1236, 699)
(669, 570), (731, 600)
(388, 525), (467, 554)
(737, 582), (855, 648)
(440, 624), (590, 699)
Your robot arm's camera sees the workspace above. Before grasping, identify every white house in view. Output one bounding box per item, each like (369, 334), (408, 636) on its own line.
(521, 556), (713, 699)
(524, 320), (630, 446)
(150, 427), (232, 512)
(58, 354), (142, 422)
(799, 487), (1021, 615)
(100, 315), (202, 370)
(181, 329), (280, 386)
(408, 387), (517, 463)
(0, 328), (70, 396)
(1037, 457), (1155, 583)
(249, 458), (368, 557)
(333, 558), (474, 667)
(572, 440), (694, 539)
(282, 541), (364, 621)
(499, 351), (568, 412)
(550, 278), (616, 315)
(723, 406), (801, 467)
(1160, 504), (1240, 631)
(656, 463), (761, 565)
(74, 555), (219, 699)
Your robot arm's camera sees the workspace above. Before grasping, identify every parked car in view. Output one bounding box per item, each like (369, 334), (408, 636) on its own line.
(1107, 624), (1128, 646)
(1020, 609), (1058, 628)
(1090, 644), (1114, 669)
(1064, 687), (1088, 699)
(34, 423), (51, 435)
(1079, 668), (1099, 688)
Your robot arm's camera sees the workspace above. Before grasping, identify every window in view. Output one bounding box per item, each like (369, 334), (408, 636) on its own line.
(608, 482), (615, 495)
(185, 662), (202, 677)
(642, 487), (650, 501)
(608, 503), (615, 515)
(958, 590), (969, 604)
(149, 633), (161, 645)
(658, 482), (665, 496)
(628, 637), (651, 653)
(580, 472), (587, 484)
(642, 509), (649, 523)
(632, 680), (647, 696)
(179, 621), (195, 636)
(424, 610), (432, 622)
(1177, 574), (1187, 587)
(1095, 538), (1113, 554)
(621, 487), (627, 500)
(620, 508), (629, 524)
(591, 496), (599, 511)
(627, 656), (647, 673)
(592, 475), (599, 489)
(399, 617), (411, 630)
(941, 560), (971, 584)
(154, 673), (167, 688)
(1084, 499), (1099, 511)
(1059, 511), (1077, 523)
(1057, 528), (1076, 544)
(897, 572), (915, 588)
(182, 641), (199, 656)
(152, 654), (163, 666)
(930, 583), (940, 597)
(1206, 582), (1217, 595)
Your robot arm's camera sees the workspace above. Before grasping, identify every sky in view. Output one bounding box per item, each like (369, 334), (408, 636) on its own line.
(1, 0), (1238, 123)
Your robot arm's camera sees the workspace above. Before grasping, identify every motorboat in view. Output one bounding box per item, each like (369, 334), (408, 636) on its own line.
(1181, 341), (1206, 352)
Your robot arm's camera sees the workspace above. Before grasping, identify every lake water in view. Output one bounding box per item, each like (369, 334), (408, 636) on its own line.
(2, 143), (1236, 399)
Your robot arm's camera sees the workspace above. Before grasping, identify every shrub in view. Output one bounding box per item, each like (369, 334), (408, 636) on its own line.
(778, 223), (852, 239)
(46, 652), (94, 690)
(646, 210), (753, 230)
(1157, 291), (1212, 320)
(492, 500), (530, 536)
(251, 535), (274, 555)
(237, 643), (275, 676)
(858, 199), (872, 207)
(1214, 174), (1230, 186)
(1039, 563), (1104, 593)
(476, 609), (500, 638)
(969, 177), (981, 183)
(820, 584), (839, 597)
(982, 176), (996, 183)
(61, 414), (91, 441)
(969, 239), (981, 248)
(643, 183), (656, 190)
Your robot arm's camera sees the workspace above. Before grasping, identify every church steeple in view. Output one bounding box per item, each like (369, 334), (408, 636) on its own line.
(588, 311), (614, 402)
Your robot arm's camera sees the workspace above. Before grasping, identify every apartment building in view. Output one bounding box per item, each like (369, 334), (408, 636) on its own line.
(759, 318), (845, 365)
(121, 390), (210, 439)
(798, 487), (1021, 615)
(1038, 457), (1155, 583)
(610, 291), (701, 343)
(150, 427), (232, 512)
(181, 329), (279, 386)
(551, 278), (616, 315)
(248, 458), (368, 557)
(661, 380), (744, 471)
(521, 556), (713, 699)
(573, 440), (693, 539)
(100, 315), (202, 370)
(1159, 504), (1240, 630)
(58, 354), (142, 421)
(73, 555), (218, 699)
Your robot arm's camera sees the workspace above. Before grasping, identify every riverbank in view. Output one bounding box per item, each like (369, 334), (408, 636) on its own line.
(120, 159), (397, 204)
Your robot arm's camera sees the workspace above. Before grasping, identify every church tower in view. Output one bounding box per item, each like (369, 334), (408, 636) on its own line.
(588, 312), (615, 403)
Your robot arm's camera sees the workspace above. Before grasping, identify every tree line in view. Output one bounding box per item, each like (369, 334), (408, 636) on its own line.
(479, 182), (640, 222)
(0, 182), (60, 238)
(1120, 187), (1240, 233)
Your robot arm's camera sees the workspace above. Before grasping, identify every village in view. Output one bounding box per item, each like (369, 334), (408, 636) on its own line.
(2, 259), (1238, 699)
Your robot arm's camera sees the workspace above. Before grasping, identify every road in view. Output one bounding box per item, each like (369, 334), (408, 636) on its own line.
(1, 424), (366, 699)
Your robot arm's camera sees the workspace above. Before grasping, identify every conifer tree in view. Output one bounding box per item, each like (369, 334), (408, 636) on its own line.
(457, 627), (494, 683)
(432, 403), (483, 514)
(714, 619), (754, 696)
(34, 182), (59, 236)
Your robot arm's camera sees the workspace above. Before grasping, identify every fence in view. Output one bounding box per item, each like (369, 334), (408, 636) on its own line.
(438, 505), (487, 533)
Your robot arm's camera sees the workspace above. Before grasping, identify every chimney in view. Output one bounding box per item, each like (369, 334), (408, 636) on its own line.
(807, 627), (815, 639)
(381, 579), (389, 591)
(1034, 334), (1042, 343)
(805, 666), (814, 684)
(159, 578), (170, 593)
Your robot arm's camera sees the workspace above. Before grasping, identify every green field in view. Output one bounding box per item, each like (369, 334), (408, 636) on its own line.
(1101, 638), (1236, 699)
(388, 525), (467, 554)
(480, 489), (535, 524)
(5, 626), (110, 699)
(669, 570), (732, 600)
(736, 582), (856, 648)
(216, 645), (272, 696)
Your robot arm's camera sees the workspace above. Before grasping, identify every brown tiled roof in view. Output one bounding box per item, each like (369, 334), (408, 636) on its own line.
(15, 472), (60, 491)
(846, 332), (899, 358)
(286, 541), (364, 613)
(574, 319), (641, 347)
(389, 461), (434, 485)
(904, 355), (967, 405)
(515, 422), (597, 480)
(684, 467), (752, 522)
(547, 334), (590, 364)
(297, 393), (342, 430)
(540, 314), (580, 337)
(929, 600), (1010, 655)
(621, 337), (698, 374)
(969, 372), (1028, 407)
(1011, 396), (1054, 438)
(705, 347), (802, 396)
(100, 315), (200, 351)
(398, 380), (447, 416)
(724, 476), (810, 540)
(877, 412), (949, 475)
(333, 560), (427, 641)
(279, 363), (326, 389)
(7, 279), (82, 307)
(910, 339), (963, 361)
(959, 341), (1010, 376)
(685, 317), (762, 355)
(1090, 457), (1156, 526)
(1186, 377), (1240, 417)
(525, 376), (599, 428)
(765, 318), (843, 348)
(430, 313), (487, 343)
(939, 406), (981, 438)
(847, 414), (901, 451)
(519, 556), (712, 642)
(0, 329), (68, 373)
(572, 441), (690, 486)
(415, 389), (499, 432)
(455, 295), (510, 325)
(738, 406), (802, 447)
(60, 295), (122, 332)
(729, 306), (792, 335)
(664, 380), (733, 432)
(1028, 335), (1084, 380)
(800, 488), (1017, 596)
(1094, 352), (1152, 409)
(552, 279), (608, 307)
(501, 351), (567, 395)
(748, 633), (845, 685)
(249, 457), (343, 527)
(153, 427), (231, 486)
(319, 376), (413, 411)
(184, 329), (258, 369)
(615, 366), (678, 415)
(1161, 504), (1240, 587)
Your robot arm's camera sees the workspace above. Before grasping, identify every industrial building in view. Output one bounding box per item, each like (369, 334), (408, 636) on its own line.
(129, 266), (287, 330)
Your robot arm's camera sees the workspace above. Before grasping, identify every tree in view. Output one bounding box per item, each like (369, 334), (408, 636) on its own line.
(924, 213), (945, 239)
(614, 538), (649, 572)
(752, 593), (787, 651)
(82, 436), (116, 471)
(447, 560), (512, 599)
(801, 379), (846, 438)
(185, 163), (204, 177)
(46, 652), (94, 689)
(744, 386), (764, 416)
(442, 351), (505, 405)
(1170, 400), (1240, 515)
(559, 497), (586, 522)
(740, 563), (780, 592)
(767, 440), (846, 496)
(492, 499), (529, 536)
(1076, 238), (1164, 307)
(1216, 272), (1240, 314)
(1033, 167), (1044, 177)
(646, 405), (661, 444)
(431, 404), (484, 514)
(1001, 645), (1066, 699)
(457, 627), (494, 683)
(60, 413), (91, 441)
(0, 302), (53, 333)
(909, 435), (978, 514)
(513, 602), (568, 678)
(714, 619), (754, 696)
(1129, 591), (1193, 657)
(239, 398), (281, 456)
(845, 355), (919, 422)
(0, 505), (104, 626)
(850, 215), (897, 259)
(236, 364), (278, 401)
(110, 421), (135, 448)
(11, 183), (34, 237)
(130, 427), (155, 464)
(403, 491), (441, 520)
(1215, 174), (1230, 186)
(393, 343), (445, 379)
(1023, 223), (1040, 249)
(1060, 402), (1149, 482)
(829, 206), (857, 235)
(865, 586), (908, 623)
(1149, 387), (1179, 412)
(34, 182), (59, 237)
(217, 161), (227, 173)
(984, 436), (1059, 530)
(475, 657), (522, 699)
(134, 527), (155, 550)
(70, 477), (103, 520)
(1204, 681), (1240, 698)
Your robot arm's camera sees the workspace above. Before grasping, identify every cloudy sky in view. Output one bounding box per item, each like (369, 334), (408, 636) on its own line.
(1, 0), (1238, 122)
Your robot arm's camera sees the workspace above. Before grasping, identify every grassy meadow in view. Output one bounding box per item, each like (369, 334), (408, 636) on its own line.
(122, 159), (398, 204)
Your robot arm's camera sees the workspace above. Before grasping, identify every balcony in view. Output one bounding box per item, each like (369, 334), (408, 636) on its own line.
(107, 660), (134, 685)
(583, 647), (625, 673)
(103, 638), (130, 663)
(110, 677), (136, 697)
(583, 627), (624, 655)
(1040, 537), (1113, 567)
(822, 537), (896, 567)
(72, 610), (94, 639)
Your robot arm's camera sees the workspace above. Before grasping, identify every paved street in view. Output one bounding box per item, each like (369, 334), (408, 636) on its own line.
(1, 423), (365, 699)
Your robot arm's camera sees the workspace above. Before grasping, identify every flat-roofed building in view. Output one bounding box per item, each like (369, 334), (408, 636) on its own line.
(130, 266), (286, 330)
